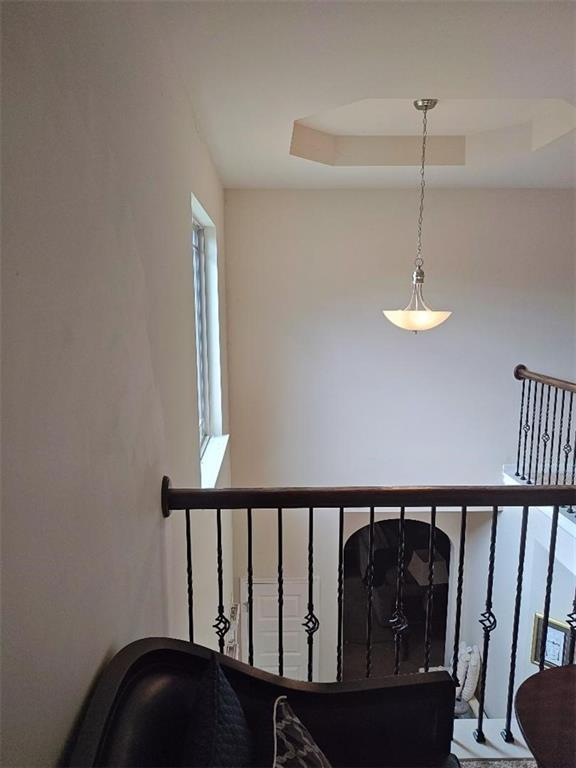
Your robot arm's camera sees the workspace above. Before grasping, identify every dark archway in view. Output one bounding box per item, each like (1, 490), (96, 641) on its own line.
(343, 519), (451, 680)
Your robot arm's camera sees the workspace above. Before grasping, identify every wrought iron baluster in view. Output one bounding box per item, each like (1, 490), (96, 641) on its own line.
(392, 507), (408, 675)
(527, 382), (539, 484)
(451, 506), (467, 684)
(515, 380), (526, 477)
(533, 384), (545, 486)
(521, 380), (532, 481)
(539, 506), (560, 671)
(424, 506), (437, 672)
(474, 506), (499, 744)
(561, 392), (573, 486)
(185, 509), (194, 643)
(571, 419), (576, 487)
(547, 388), (559, 484)
(567, 587), (576, 665)
(541, 386), (552, 486)
(277, 507), (284, 676)
(247, 508), (254, 666)
(337, 507), (344, 682)
(213, 509), (230, 653)
(555, 391), (566, 484)
(365, 506), (375, 679)
(501, 506), (529, 743)
(303, 507), (319, 682)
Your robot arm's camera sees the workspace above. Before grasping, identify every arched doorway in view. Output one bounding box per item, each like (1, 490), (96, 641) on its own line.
(343, 519), (451, 679)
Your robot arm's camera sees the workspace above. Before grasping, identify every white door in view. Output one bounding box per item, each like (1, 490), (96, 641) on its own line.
(240, 578), (320, 681)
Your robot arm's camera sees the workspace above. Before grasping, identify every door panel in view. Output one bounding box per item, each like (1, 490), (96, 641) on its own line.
(240, 579), (319, 680)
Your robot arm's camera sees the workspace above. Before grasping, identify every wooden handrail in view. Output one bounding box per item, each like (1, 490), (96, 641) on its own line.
(514, 364), (576, 394)
(161, 476), (575, 515)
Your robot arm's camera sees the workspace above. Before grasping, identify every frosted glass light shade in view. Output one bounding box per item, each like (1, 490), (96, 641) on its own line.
(383, 308), (452, 331)
(383, 278), (451, 332)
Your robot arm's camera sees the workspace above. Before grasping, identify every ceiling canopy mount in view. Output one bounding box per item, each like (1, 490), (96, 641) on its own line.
(414, 99), (438, 111)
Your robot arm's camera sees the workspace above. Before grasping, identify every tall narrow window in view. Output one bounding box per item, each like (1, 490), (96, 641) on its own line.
(193, 222), (210, 457)
(191, 195), (226, 487)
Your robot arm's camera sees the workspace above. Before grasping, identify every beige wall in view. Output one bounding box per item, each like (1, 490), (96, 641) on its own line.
(1, 4), (230, 766)
(225, 188), (574, 488)
(226, 188), (574, 683)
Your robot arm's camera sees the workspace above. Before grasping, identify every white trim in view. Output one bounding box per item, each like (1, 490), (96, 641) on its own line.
(452, 717), (532, 761)
(204, 226), (223, 436)
(200, 434), (229, 489)
(503, 464), (576, 542)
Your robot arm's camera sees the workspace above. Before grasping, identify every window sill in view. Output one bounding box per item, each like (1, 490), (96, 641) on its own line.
(200, 434), (230, 489)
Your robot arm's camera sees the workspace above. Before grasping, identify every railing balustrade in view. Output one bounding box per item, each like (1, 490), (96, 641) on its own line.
(514, 364), (576, 487)
(161, 477), (575, 745)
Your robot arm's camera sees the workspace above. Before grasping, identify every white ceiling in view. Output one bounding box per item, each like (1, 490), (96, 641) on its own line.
(159, 1), (576, 188)
(291, 98), (576, 167)
(299, 99), (575, 137)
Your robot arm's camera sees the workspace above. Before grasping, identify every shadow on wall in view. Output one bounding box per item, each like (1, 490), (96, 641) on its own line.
(343, 520), (451, 680)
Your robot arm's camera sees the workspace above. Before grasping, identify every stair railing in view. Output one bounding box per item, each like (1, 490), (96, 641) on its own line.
(161, 478), (575, 745)
(514, 364), (576, 486)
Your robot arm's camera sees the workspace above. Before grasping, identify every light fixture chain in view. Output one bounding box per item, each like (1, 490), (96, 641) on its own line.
(383, 98), (451, 331)
(415, 107), (428, 269)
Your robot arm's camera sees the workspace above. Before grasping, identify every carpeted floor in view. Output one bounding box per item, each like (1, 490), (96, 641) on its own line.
(461, 761), (536, 767)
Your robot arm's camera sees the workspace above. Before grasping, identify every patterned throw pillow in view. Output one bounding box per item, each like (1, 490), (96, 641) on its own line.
(187, 656), (254, 767)
(272, 696), (332, 768)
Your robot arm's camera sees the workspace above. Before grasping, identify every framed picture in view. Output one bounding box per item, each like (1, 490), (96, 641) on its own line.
(530, 613), (571, 668)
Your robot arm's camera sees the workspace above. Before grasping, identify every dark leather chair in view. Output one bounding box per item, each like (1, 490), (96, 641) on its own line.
(68, 637), (459, 768)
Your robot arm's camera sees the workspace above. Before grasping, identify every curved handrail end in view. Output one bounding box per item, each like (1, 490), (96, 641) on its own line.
(161, 475), (171, 518)
(513, 364), (576, 393)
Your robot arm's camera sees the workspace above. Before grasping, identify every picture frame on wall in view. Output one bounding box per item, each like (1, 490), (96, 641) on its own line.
(530, 613), (571, 668)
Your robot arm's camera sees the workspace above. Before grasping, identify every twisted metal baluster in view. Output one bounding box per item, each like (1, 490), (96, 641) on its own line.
(392, 507), (408, 675)
(303, 507), (319, 682)
(365, 507), (375, 679)
(555, 391), (566, 484)
(474, 506), (499, 744)
(539, 506), (560, 671)
(521, 380), (532, 480)
(424, 506), (437, 672)
(451, 506), (468, 685)
(567, 587), (576, 665)
(526, 382), (539, 484)
(185, 509), (194, 643)
(277, 507), (284, 676)
(571, 416), (576, 514)
(541, 386), (552, 485)
(515, 380), (526, 477)
(571, 418), (576, 486)
(561, 392), (573, 486)
(336, 507), (345, 682)
(547, 388), (559, 484)
(533, 384), (545, 485)
(247, 508), (254, 666)
(501, 506), (529, 743)
(213, 509), (230, 653)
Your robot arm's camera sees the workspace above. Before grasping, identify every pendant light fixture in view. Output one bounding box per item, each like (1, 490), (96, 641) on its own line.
(383, 99), (451, 332)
